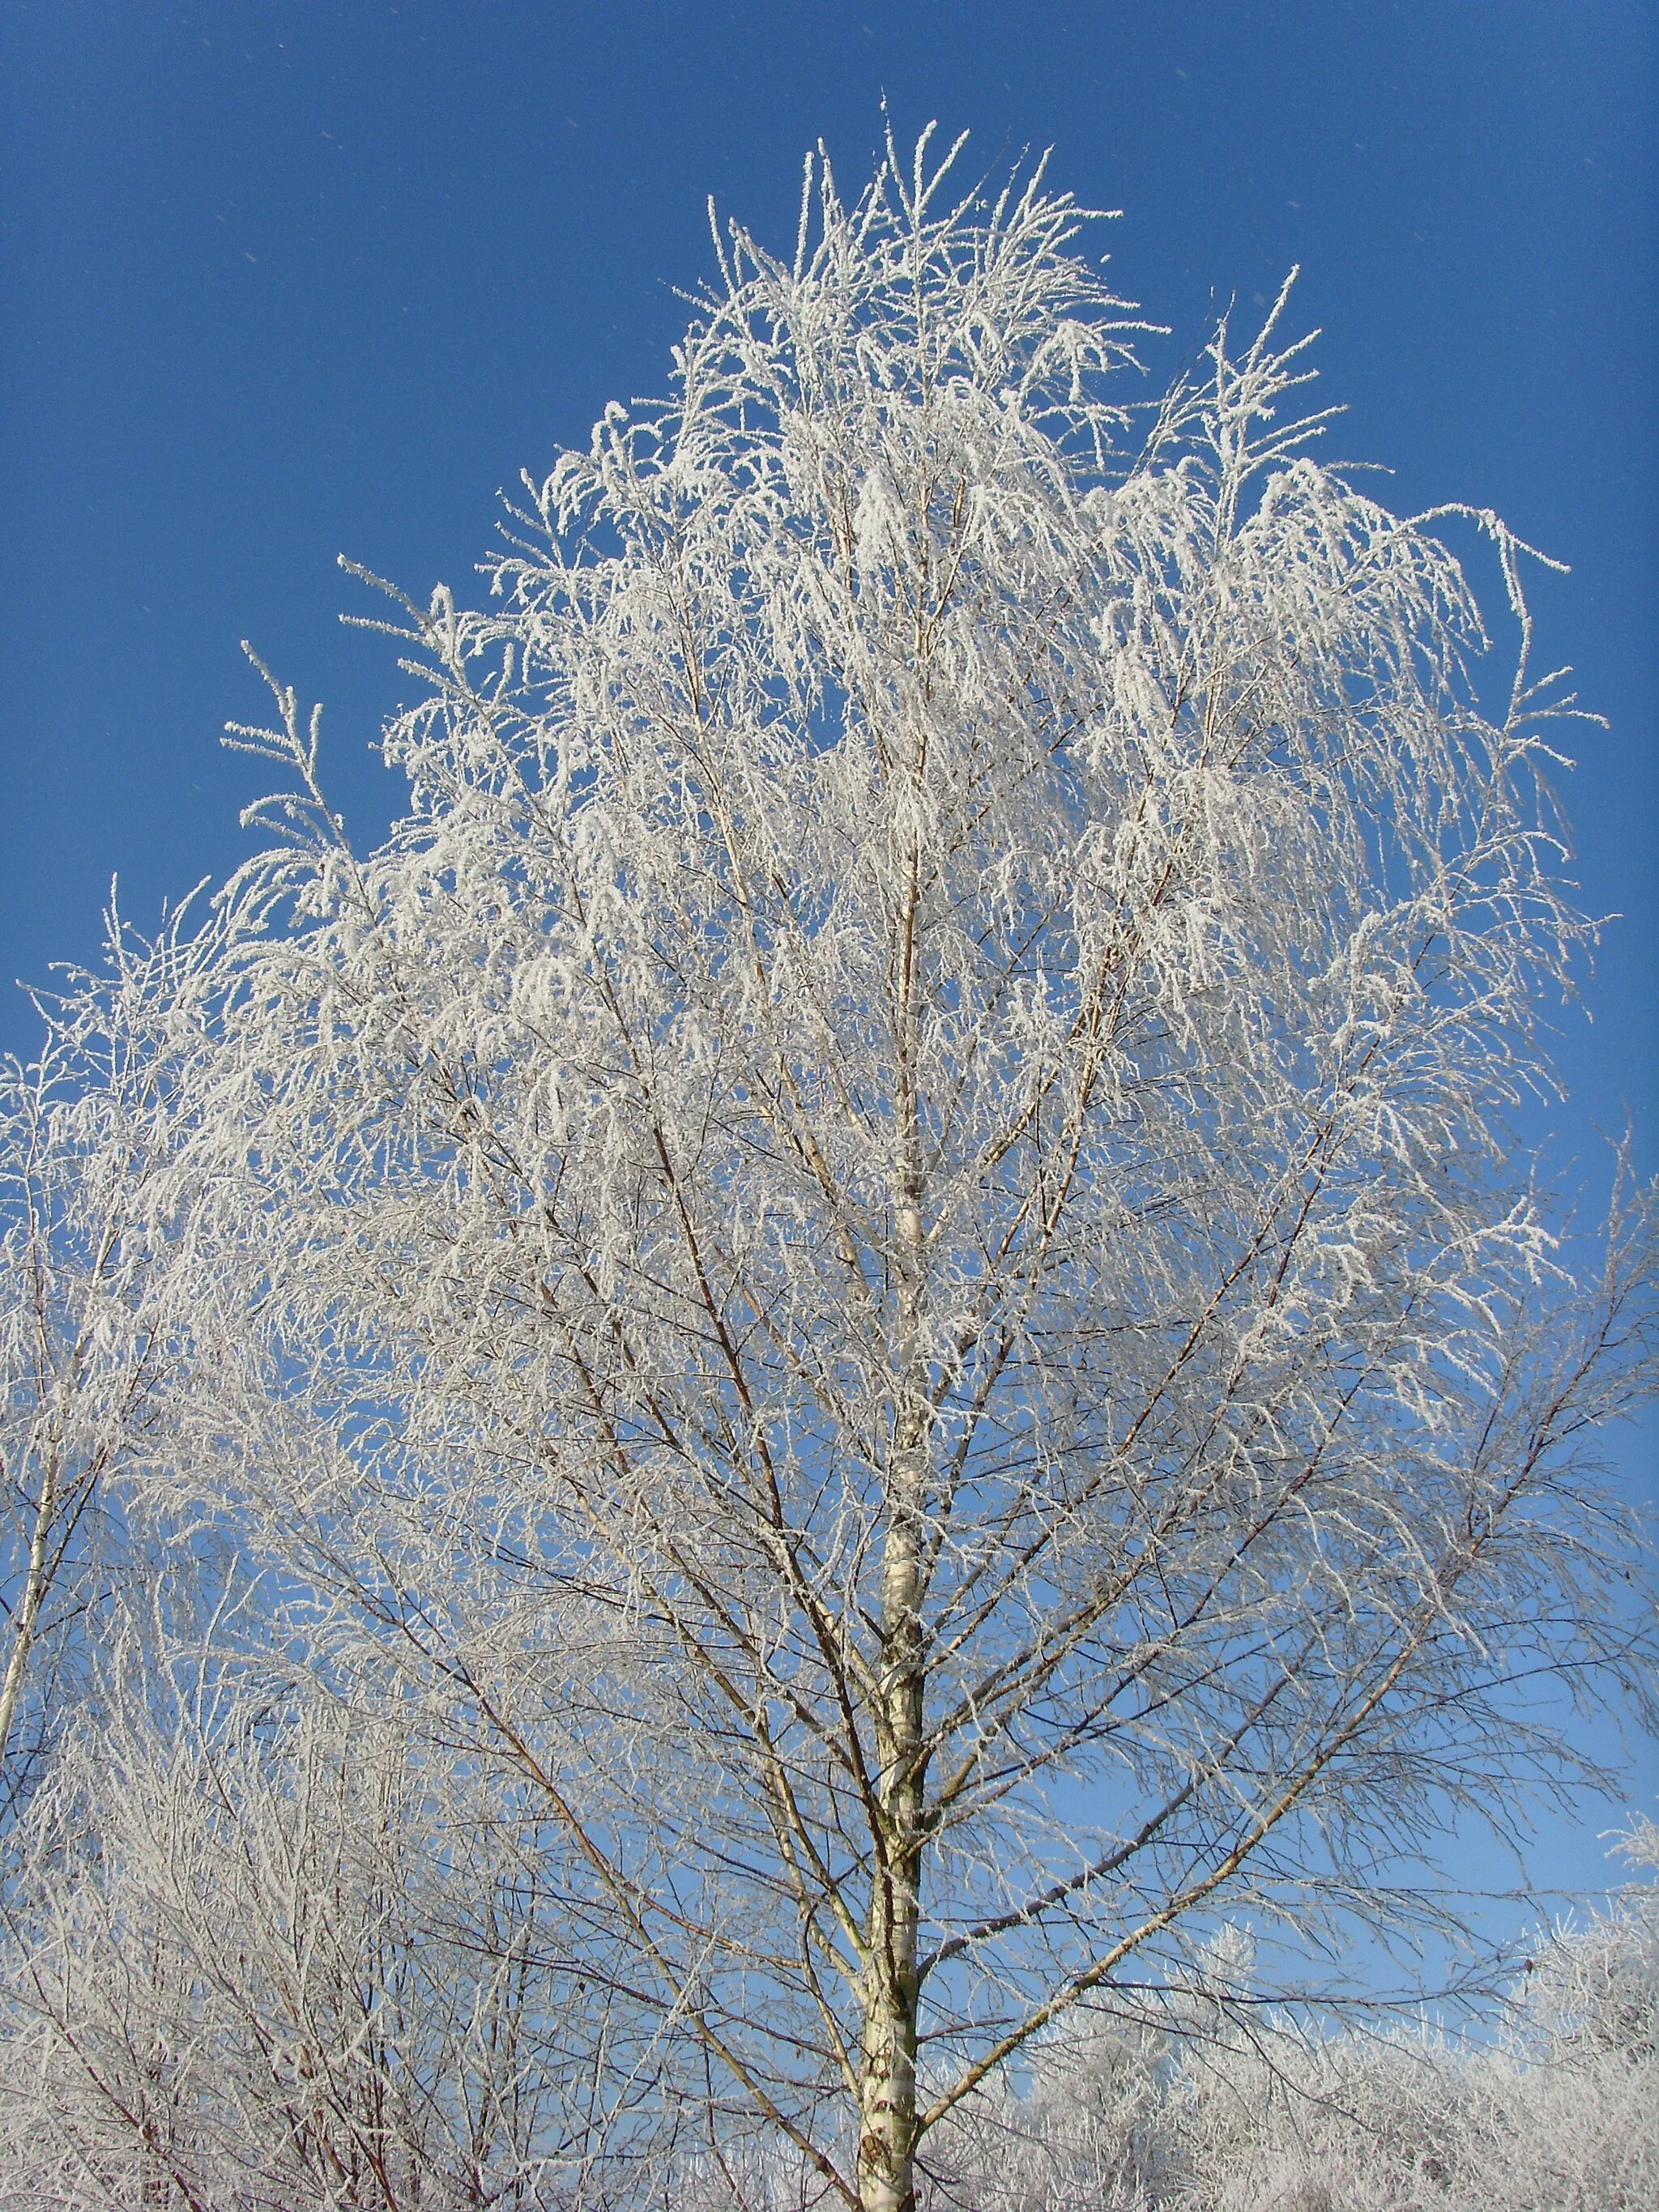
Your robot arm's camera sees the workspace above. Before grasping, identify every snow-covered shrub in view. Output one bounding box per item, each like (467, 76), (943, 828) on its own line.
(908, 1835), (1659, 2212)
(0, 1651), (607, 2211)
(921, 2019), (1172, 2210)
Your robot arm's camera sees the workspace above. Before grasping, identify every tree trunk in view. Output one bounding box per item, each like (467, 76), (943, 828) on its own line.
(859, 1477), (925, 2212)
(0, 1439), (59, 1784)
(861, 855), (929, 2212)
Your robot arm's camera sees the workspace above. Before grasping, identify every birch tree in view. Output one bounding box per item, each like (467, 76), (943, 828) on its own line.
(0, 1613), (631, 2210)
(0, 901), (232, 1815)
(62, 130), (1657, 2210)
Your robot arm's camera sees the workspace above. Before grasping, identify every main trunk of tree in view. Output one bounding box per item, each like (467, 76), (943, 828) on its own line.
(859, 867), (928, 2212)
(858, 1485), (925, 2212)
(0, 1436), (59, 1784)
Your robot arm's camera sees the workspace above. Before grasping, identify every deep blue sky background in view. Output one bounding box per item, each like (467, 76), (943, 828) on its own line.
(2, 1), (1654, 1929)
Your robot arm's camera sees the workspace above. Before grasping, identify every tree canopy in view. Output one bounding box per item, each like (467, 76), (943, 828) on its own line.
(2, 128), (1654, 2212)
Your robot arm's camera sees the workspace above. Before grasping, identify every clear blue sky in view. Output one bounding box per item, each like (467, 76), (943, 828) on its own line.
(2, 0), (1653, 1909)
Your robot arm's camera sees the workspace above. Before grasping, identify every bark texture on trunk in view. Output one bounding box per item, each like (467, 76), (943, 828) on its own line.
(858, 1475), (925, 2212)
(860, 853), (929, 2212)
(0, 1439), (59, 1784)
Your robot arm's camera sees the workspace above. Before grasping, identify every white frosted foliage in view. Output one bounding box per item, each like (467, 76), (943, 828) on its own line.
(0, 128), (1653, 2212)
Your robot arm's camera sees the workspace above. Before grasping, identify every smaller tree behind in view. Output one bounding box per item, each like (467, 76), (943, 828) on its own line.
(0, 901), (232, 1818)
(0, 1617), (628, 2211)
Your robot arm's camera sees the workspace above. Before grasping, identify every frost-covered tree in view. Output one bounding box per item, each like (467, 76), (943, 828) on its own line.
(0, 901), (230, 1813)
(1128, 1829), (1659, 2212)
(0, 1611), (626, 2211)
(921, 1835), (1659, 2212)
(11, 129), (1656, 2210)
